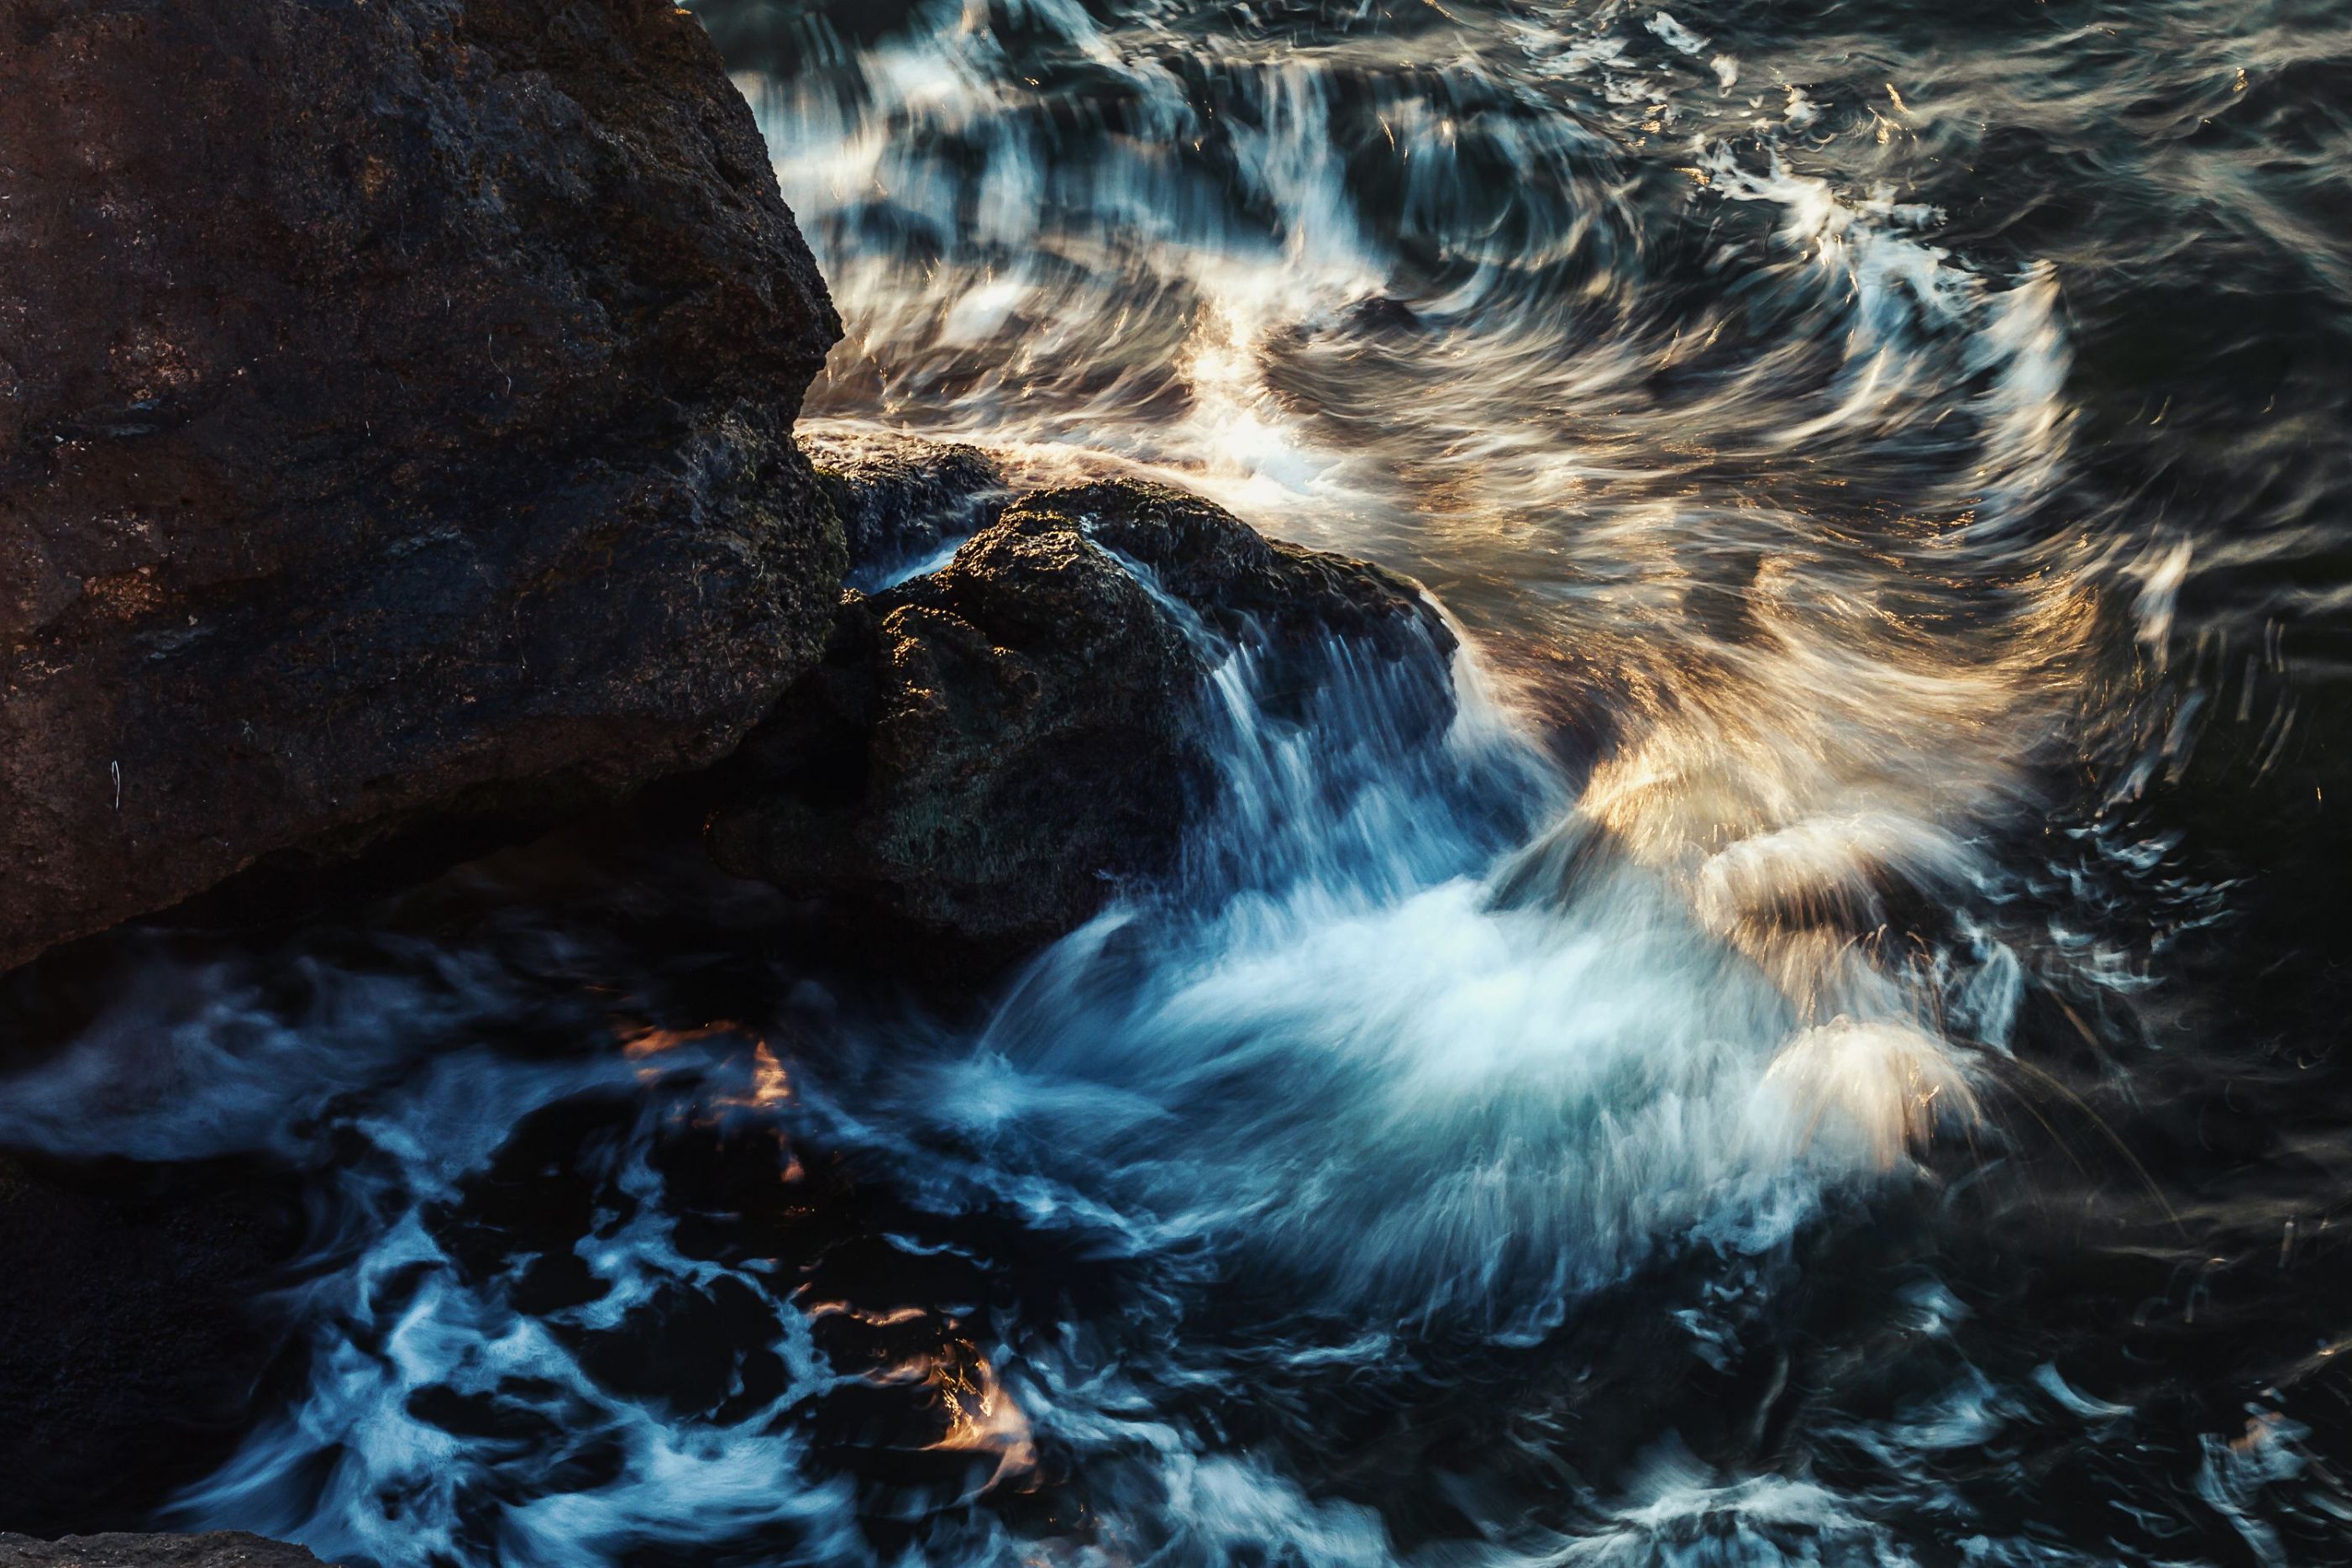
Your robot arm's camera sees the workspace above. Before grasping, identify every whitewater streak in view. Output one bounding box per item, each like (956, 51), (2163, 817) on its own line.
(752, 0), (2124, 1193)
(5, 559), (2002, 1566)
(0, 0), (2252, 1562)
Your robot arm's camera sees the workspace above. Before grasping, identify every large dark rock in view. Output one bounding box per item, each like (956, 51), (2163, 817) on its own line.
(0, 1534), (328, 1568)
(0, 0), (847, 973)
(707, 480), (1456, 970)
(0, 1156), (302, 1534)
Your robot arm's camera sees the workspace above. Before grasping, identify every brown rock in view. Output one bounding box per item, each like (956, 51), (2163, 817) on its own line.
(0, 0), (847, 972)
(707, 480), (1457, 972)
(801, 430), (1009, 585)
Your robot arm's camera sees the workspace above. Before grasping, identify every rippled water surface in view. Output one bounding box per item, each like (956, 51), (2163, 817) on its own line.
(9, 1), (2352, 1563)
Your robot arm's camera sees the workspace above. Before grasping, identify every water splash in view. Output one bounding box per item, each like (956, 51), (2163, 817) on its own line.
(5, 0), (2340, 1561)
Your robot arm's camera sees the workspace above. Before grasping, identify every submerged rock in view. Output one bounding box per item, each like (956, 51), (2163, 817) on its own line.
(802, 430), (1010, 586)
(707, 480), (1456, 970)
(0, 0), (845, 973)
(0, 1535), (329, 1568)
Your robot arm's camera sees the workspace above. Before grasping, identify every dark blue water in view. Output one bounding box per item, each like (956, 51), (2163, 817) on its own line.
(5, 2), (2352, 1563)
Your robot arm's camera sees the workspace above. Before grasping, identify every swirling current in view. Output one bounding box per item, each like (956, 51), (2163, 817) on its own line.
(7, 0), (2352, 1563)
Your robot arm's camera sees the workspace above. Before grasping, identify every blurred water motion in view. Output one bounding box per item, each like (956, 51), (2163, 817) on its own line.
(5, 1), (2352, 1562)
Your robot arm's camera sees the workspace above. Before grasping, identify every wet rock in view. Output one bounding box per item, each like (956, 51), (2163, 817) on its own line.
(0, 0), (846, 973)
(706, 480), (1455, 971)
(1345, 295), (1425, 334)
(0, 1156), (302, 1534)
(802, 431), (1010, 587)
(0, 1535), (329, 1568)
(1030, 482), (1457, 665)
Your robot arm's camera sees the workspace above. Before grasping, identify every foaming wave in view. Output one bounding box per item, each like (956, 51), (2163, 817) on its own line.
(835, 592), (1994, 1335)
(160, 1037), (870, 1567)
(1, 0), (2287, 1560)
(0, 939), (550, 1163)
(0, 592), (2018, 1567)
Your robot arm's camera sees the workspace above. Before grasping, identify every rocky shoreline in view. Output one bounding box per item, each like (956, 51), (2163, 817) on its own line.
(0, 0), (1462, 1550)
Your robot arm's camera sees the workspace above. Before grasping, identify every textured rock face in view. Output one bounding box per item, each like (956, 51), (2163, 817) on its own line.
(708, 476), (1456, 969)
(801, 429), (1008, 586)
(0, 0), (846, 972)
(0, 1535), (328, 1567)
(0, 1156), (300, 1534)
